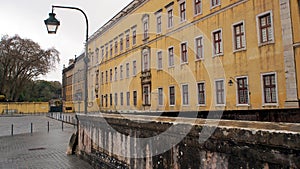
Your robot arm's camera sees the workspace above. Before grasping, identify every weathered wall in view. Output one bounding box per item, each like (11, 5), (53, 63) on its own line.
(0, 102), (49, 114)
(77, 113), (300, 169)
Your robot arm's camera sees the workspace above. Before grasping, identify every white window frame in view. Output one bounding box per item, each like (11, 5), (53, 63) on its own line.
(114, 67), (118, 81)
(131, 25), (137, 46)
(195, 35), (204, 60)
(235, 76), (250, 106)
(120, 92), (124, 106)
(156, 13), (162, 34)
(212, 28), (223, 57)
(181, 84), (189, 106)
(215, 79), (226, 106)
(178, 0), (186, 22)
(197, 81), (206, 106)
(256, 10), (275, 46)
(119, 34), (124, 52)
(211, 0), (221, 9)
(158, 87), (164, 106)
(120, 65), (123, 80)
(168, 46), (175, 67)
(126, 92), (130, 106)
(142, 14), (149, 40)
(114, 93), (118, 106)
(232, 21), (246, 52)
(142, 84), (151, 105)
(132, 60), (137, 76)
(167, 7), (174, 29)
(157, 50), (163, 70)
(261, 72), (278, 106)
(180, 41), (188, 64)
(194, 0), (202, 16)
(125, 30), (130, 49)
(126, 62), (130, 78)
(169, 85), (175, 106)
(142, 48), (150, 72)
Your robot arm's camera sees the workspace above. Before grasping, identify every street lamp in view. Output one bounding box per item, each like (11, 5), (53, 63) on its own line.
(44, 5), (89, 114)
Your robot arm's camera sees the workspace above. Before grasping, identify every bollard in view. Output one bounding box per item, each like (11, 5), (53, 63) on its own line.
(31, 123), (33, 134)
(62, 121), (64, 131)
(11, 124), (13, 136)
(47, 121), (50, 132)
(69, 116), (70, 123)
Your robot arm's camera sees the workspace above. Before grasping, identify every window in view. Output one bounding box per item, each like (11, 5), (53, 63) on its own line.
(126, 63), (130, 78)
(133, 91), (137, 106)
(133, 60), (137, 76)
(237, 77), (249, 105)
(120, 65), (123, 79)
(168, 47), (174, 67)
(110, 42), (113, 57)
(262, 73), (277, 104)
(101, 46), (104, 60)
(157, 51), (163, 70)
(105, 44), (108, 59)
(179, 1), (186, 22)
(143, 85), (150, 105)
(143, 15), (149, 40)
(120, 36), (124, 51)
(182, 84), (189, 105)
(212, 29), (223, 56)
(257, 12), (273, 44)
(132, 28), (137, 45)
(169, 86), (175, 106)
(120, 92), (124, 106)
(105, 94), (108, 107)
(114, 67), (118, 81)
(195, 36), (204, 60)
(158, 88), (163, 106)
(126, 31), (130, 49)
(101, 95), (104, 107)
(114, 93), (118, 106)
(197, 82), (205, 105)
(181, 42), (188, 63)
(167, 9), (173, 28)
(110, 69), (112, 82)
(156, 15), (162, 33)
(110, 93), (112, 106)
(114, 38), (118, 54)
(233, 22), (246, 50)
(142, 49), (150, 72)
(126, 92), (130, 106)
(101, 72), (104, 84)
(215, 80), (225, 105)
(105, 71), (108, 83)
(194, 0), (202, 15)
(211, 0), (220, 8)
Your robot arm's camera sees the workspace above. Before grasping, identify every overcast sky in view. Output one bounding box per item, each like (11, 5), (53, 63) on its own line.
(0, 0), (132, 82)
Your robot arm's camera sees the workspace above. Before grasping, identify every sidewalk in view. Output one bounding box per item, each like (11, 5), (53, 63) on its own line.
(0, 116), (92, 169)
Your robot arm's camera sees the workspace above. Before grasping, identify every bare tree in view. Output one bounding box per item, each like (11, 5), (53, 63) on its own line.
(0, 34), (60, 101)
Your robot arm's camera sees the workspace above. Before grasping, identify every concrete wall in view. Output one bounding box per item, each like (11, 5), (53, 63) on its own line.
(0, 102), (49, 114)
(77, 113), (300, 168)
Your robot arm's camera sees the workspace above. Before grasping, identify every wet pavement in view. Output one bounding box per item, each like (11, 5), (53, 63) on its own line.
(0, 115), (93, 169)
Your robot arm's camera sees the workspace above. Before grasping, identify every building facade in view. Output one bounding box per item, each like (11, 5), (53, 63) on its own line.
(62, 59), (75, 112)
(86, 0), (300, 113)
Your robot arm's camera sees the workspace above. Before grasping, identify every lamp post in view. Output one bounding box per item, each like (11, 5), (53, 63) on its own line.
(44, 5), (89, 114)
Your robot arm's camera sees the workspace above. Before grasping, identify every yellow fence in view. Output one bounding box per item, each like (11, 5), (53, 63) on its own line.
(0, 102), (49, 114)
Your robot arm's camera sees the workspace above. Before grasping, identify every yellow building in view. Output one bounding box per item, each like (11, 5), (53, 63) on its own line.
(62, 59), (75, 113)
(87, 0), (299, 113)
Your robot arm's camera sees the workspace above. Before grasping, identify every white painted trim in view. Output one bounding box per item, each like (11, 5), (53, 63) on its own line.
(168, 46), (175, 67)
(157, 50), (163, 70)
(193, 0), (203, 17)
(197, 81), (206, 106)
(256, 10), (275, 46)
(178, 0), (187, 23)
(169, 85), (176, 106)
(232, 20), (247, 52)
(235, 76), (250, 106)
(260, 72), (279, 106)
(211, 28), (223, 57)
(214, 79), (226, 106)
(210, 0), (221, 9)
(180, 41), (189, 64)
(157, 87), (164, 106)
(181, 83), (189, 106)
(194, 35), (205, 61)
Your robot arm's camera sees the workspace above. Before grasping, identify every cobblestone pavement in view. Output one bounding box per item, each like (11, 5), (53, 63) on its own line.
(0, 115), (93, 169)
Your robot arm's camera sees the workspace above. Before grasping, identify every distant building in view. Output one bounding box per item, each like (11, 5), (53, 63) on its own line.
(62, 59), (75, 113)
(85, 0), (299, 113)
(72, 53), (85, 113)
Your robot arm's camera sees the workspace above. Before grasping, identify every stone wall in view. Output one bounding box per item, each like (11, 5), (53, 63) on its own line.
(77, 113), (300, 169)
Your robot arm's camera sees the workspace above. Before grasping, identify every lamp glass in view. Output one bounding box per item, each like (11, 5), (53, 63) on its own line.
(44, 13), (60, 34)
